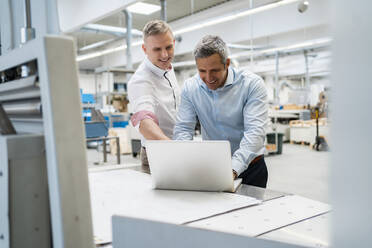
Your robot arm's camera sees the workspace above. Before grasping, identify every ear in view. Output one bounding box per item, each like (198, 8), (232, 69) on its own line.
(225, 58), (231, 68)
(142, 43), (146, 54)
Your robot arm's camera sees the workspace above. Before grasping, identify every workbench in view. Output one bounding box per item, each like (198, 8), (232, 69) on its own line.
(89, 166), (331, 247)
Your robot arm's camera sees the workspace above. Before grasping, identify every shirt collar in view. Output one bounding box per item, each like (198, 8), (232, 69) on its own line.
(144, 56), (172, 78)
(223, 67), (234, 88)
(198, 67), (234, 91)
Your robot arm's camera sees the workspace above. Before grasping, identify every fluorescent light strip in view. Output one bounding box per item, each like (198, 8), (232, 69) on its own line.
(79, 38), (117, 52)
(76, 0), (300, 62)
(127, 2), (160, 15)
(229, 38), (332, 59)
(173, 0), (300, 35)
(76, 40), (142, 62)
(83, 24), (143, 36)
(172, 38), (332, 68)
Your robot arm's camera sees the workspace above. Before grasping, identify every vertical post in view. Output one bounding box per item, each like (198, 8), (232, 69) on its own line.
(20, 0), (36, 78)
(25, 37), (94, 248)
(315, 107), (319, 151)
(123, 9), (133, 84)
(103, 139), (107, 162)
(116, 137), (121, 165)
(24, 0), (31, 29)
(160, 0), (167, 21)
(20, 0), (35, 44)
(123, 10), (132, 70)
(304, 50), (310, 104)
(274, 51), (280, 152)
(249, 0), (254, 70)
(274, 51), (280, 105)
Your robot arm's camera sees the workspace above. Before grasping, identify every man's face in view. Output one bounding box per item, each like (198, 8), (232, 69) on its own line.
(196, 53), (230, 90)
(142, 31), (175, 70)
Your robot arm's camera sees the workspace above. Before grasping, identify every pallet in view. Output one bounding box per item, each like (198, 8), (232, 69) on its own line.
(265, 143), (277, 152)
(290, 140), (311, 146)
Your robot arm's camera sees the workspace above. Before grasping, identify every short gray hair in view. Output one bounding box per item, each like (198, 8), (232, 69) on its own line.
(143, 20), (173, 40)
(193, 35), (229, 65)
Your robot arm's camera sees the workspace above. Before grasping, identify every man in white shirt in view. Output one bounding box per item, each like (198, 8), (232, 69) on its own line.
(128, 20), (180, 169)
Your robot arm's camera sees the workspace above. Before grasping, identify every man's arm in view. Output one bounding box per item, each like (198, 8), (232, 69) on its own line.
(231, 78), (268, 176)
(173, 82), (197, 140)
(128, 78), (170, 140)
(139, 118), (170, 140)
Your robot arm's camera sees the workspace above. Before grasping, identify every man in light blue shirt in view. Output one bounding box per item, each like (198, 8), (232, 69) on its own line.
(173, 35), (268, 188)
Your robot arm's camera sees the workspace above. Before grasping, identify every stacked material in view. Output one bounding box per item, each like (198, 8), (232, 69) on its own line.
(289, 119), (329, 145)
(109, 128), (131, 154)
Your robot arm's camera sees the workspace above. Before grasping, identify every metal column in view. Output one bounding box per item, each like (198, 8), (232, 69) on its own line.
(304, 50), (310, 105)
(160, 0), (167, 21)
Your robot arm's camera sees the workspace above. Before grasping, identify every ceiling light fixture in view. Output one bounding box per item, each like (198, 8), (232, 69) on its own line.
(82, 24), (143, 37)
(172, 38), (332, 68)
(127, 2), (161, 15)
(229, 37), (332, 59)
(173, 0), (300, 36)
(76, 0), (301, 62)
(76, 40), (142, 62)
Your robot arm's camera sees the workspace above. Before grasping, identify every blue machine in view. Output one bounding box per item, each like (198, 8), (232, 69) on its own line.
(80, 90), (129, 137)
(84, 122), (108, 138)
(80, 90), (108, 138)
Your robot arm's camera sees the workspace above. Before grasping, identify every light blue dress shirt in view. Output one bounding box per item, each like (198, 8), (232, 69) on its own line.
(173, 67), (268, 175)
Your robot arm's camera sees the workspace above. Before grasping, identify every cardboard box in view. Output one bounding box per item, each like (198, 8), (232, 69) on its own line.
(109, 128), (131, 155)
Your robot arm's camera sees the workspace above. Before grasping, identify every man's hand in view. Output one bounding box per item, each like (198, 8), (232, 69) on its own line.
(232, 170), (238, 180)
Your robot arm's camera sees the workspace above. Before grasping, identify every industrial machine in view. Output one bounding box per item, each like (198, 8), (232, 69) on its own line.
(0, 35), (94, 248)
(0, 0), (137, 247)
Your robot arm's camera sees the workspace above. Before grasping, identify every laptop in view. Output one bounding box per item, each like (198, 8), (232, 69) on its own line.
(146, 140), (242, 193)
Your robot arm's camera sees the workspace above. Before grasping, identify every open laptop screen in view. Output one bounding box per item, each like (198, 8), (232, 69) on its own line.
(146, 140), (240, 192)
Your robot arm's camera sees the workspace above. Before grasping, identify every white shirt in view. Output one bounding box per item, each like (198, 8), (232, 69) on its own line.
(128, 56), (181, 146)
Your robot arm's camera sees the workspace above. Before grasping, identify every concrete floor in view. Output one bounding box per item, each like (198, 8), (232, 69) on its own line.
(265, 143), (330, 204)
(86, 143), (330, 203)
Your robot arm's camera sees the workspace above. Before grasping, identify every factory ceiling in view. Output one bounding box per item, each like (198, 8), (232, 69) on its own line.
(71, 0), (331, 79)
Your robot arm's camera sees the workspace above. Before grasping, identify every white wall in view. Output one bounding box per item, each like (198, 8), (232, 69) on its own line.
(78, 73), (96, 94)
(79, 71), (119, 95)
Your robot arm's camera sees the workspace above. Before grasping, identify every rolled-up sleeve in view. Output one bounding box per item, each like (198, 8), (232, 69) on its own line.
(128, 79), (158, 128)
(173, 82), (197, 140)
(231, 78), (268, 175)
